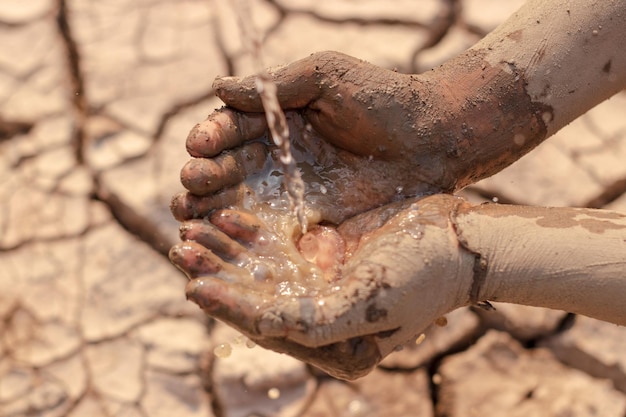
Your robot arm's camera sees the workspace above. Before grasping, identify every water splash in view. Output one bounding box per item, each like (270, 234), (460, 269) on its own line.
(267, 387), (281, 400)
(213, 343), (232, 358)
(235, 0), (308, 234)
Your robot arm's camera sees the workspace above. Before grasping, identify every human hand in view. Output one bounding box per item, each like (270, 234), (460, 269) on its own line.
(169, 194), (474, 380)
(172, 51), (456, 225)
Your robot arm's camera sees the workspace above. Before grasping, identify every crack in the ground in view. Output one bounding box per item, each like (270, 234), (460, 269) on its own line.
(55, 0), (88, 165)
(53, 0), (196, 261)
(153, 89), (217, 142)
(409, 0), (461, 73)
(93, 174), (175, 258)
(0, 222), (103, 252)
(266, 0), (431, 29)
(585, 176), (626, 208)
(0, 116), (33, 141)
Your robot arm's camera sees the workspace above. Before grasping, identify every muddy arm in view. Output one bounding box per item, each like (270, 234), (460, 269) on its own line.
(422, 0), (626, 189)
(178, 0), (626, 225)
(453, 202), (626, 325)
(475, 0), (626, 136)
(340, 195), (626, 350)
(176, 194), (625, 379)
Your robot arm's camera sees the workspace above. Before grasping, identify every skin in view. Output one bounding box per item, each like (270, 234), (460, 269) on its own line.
(171, 195), (476, 380)
(170, 0), (626, 379)
(454, 203), (626, 326)
(171, 192), (626, 380)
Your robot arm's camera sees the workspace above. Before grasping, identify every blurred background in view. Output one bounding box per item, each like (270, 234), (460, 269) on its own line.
(1, 1), (625, 416)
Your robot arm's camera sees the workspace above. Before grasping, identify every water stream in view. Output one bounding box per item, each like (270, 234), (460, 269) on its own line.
(234, 0), (308, 233)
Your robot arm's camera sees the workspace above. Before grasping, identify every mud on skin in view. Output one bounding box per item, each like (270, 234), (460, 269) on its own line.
(171, 192), (479, 379)
(173, 50), (553, 227)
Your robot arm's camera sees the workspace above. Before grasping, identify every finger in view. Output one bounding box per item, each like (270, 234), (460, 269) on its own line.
(210, 209), (264, 242)
(186, 108), (268, 158)
(212, 51), (360, 111)
(179, 219), (248, 260)
(169, 241), (239, 279)
(180, 142), (268, 195)
(170, 185), (249, 221)
(186, 277), (267, 335)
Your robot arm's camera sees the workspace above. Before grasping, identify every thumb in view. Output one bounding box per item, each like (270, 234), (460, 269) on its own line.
(213, 51), (358, 112)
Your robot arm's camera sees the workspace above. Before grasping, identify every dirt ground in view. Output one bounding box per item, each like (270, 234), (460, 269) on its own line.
(1, 1), (625, 416)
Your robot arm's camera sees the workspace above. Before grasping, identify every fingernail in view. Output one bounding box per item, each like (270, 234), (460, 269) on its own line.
(213, 76), (241, 88)
(185, 278), (224, 315)
(185, 278), (207, 303)
(170, 193), (186, 221)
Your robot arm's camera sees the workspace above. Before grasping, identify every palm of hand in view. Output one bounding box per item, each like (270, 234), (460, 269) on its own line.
(173, 52), (448, 225)
(170, 192), (471, 380)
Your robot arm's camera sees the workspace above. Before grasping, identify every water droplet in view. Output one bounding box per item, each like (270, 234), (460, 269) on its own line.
(592, 29), (599, 36)
(395, 186), (404, 194)
(492, 196), (499, 203)
(319, 184), (327, 194)
(279, 154), (292, 165)
(348, 399), (366, 414)
(214, 343), (232, 358)
(252, 261), (272, 281)
(513, 133), (525, 146)
(267, 387), (281, 399)
(405, 227), (423, 240)
(245, 339), (257, 349)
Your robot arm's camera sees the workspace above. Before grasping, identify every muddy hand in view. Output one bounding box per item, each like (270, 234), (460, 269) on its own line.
(174, 51), (458, 224)
(170, 195), (474, 380)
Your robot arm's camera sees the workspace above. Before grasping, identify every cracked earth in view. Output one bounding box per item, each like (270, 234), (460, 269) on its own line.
(1, 1), (625, 416)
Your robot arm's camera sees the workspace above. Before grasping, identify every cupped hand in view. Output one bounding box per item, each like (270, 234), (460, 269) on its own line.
(169, 194), (474, 380)
(172, 51), (459, 225)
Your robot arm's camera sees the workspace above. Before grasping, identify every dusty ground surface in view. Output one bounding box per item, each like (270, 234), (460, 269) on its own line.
(1, 1), (625, 416)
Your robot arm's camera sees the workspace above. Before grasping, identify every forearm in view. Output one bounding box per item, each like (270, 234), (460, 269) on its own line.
(421, 0), (626, 190)
(453, 203), (626, 325)
(477, 0), (626, 135)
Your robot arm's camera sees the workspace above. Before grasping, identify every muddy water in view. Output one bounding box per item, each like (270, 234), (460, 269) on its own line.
(235, 0), (308, 233)
(215, 1), (350, 311)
